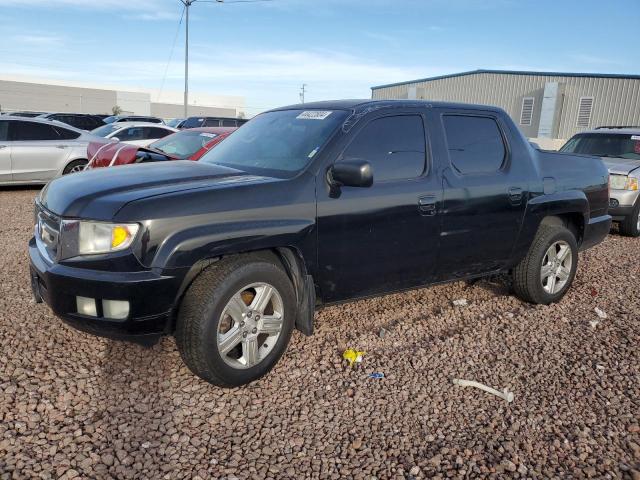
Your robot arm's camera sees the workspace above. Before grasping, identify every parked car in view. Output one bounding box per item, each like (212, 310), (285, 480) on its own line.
(5, 111), (48, 118)
(560, 127), (640, 236)
(103, 115), (164, 124)
(90, 122), (177, 147)
(181, 116), (247, 129)
(86, 127), (236, 169)
(0, 116), (105, 184)
(29, 100), (610, 386)
(37, 113), (105, 131)
(165, 118), (185, 128)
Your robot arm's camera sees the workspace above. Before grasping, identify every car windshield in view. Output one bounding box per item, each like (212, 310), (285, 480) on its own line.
(166, 118), (183, 128)
(103, 116), (119, 124)
(150, 130), (220, 159)
(91, 124), (122, 137)
(199, 109), (347, 177)
(560, 133), (640, 160)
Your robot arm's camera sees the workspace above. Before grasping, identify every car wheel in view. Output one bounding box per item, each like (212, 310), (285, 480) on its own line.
(175, 254), (296, 387)
(62, 159), (88, 175)
(512, 224), (578, 305)
(619, 201), (640, 237)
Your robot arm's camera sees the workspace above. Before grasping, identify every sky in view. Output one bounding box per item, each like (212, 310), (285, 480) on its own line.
(0, 0), (638, 116)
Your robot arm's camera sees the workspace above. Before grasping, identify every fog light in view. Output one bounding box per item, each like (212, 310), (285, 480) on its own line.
(76, 296), (97, 317)
(102, 299), (130, 320)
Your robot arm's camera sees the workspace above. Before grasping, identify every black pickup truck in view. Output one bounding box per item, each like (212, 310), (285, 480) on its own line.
(29, 100), (611, 386)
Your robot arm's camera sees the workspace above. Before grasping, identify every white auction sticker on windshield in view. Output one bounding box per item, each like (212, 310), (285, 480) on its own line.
(297, 111), (333, 120)
(631, 135), (640, 140)
(200, 133), (218, 138)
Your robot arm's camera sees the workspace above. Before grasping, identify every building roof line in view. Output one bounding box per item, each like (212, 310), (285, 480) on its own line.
(371, 69), (640, 90)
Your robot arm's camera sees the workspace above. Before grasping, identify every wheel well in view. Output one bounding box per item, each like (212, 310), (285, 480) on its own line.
(171, 247), (315, 335)
(541, 214), (584, 245)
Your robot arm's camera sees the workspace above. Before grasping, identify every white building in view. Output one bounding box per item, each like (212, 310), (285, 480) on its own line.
(0, 75), (246, 119)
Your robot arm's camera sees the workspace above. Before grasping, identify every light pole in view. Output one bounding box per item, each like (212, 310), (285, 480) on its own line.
(300, 83), (307, 104)
(181, 0), (196, 118)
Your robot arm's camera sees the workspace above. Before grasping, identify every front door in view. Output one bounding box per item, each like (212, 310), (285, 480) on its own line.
(317, 111), (442, 303)
(433, 110), (530, 279)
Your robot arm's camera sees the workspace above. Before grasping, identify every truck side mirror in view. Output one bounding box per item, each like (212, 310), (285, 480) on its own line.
(328, 160), (373, 189)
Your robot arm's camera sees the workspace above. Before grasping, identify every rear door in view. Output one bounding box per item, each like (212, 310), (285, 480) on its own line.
(432, 110), (529, 278)
(9, 120), (73, 181)
(0, 120), (10, 182)
(316, 110), (443, 302)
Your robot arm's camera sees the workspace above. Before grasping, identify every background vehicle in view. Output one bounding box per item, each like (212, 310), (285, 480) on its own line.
(90, 122), (177, 147)
(37, 113), (105, 131)
(165, 118), (185, 128)
(0, 116), (104, 184)
(86, 127), (236, 168)
(560, 127), (640, 236)
(103, 115), (164, 124)
(4, 111), (47, 118)
(181, 116), (247, 129)
(29, 100), (610, 387)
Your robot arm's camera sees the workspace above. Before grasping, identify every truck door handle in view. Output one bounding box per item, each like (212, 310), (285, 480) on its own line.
(508, 187), (523, 204)
(55, 145), (67, 149)
(418, 196), (437, 216)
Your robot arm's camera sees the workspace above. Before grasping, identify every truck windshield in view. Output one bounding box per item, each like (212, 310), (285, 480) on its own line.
(560, 133), (640, 160)
(199, 109), (348, 177)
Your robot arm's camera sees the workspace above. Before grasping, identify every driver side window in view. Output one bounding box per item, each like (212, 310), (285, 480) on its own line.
(340, 115), (426, 182)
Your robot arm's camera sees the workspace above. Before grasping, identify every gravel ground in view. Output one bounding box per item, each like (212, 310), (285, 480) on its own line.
(1, 187), (639, 480)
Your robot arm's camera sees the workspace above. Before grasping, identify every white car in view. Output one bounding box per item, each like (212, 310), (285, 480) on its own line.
(91, 122), (177, 147)
(0, 116), (106, 185)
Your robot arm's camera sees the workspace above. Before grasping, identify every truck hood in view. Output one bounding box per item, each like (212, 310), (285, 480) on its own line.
(40, 160), (268, 218)
(601, 156), (640, 175)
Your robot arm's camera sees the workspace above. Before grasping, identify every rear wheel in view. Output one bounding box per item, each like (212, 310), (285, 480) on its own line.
(512, 224), (578, 304)
(619, 201), (640, 237)
(175, 255), (296, 387)
(62, 159), (88, 175)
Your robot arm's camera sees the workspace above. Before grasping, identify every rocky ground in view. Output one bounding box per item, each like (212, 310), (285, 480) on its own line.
(0, 187), (639, 479)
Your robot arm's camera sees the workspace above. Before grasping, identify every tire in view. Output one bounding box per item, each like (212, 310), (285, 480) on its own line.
(512, 224), (578, 305)
(175, 255), (296, 387)
(62, 159), (88, 175)
(619, 201), (640, 237)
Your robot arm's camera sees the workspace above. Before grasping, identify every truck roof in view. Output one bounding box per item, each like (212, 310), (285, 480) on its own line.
(582, 127), (640, 135)
(271, 99), (504, 114)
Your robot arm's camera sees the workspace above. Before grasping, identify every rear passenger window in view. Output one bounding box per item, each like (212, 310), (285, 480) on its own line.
(146, 127), (171, 139)
(443, 115), (506, 174)
(55, 127), (81, 140)
(222, 119), (236, 127)
(12, 121), (60, 141)
(341, 115), (426, 182)
(203, 118), (220, 127)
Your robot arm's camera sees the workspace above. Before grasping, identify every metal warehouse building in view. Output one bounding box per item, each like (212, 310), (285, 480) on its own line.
(372, 70), (640, 149)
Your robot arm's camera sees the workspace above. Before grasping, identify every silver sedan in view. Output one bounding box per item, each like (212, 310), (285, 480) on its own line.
(0, 116), (107, 185)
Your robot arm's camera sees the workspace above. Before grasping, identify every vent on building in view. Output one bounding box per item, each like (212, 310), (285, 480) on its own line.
(576, 97), (594, 128)
(519, 97), (534, 126)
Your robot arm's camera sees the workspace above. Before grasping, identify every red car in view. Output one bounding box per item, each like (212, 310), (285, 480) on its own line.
(86, 127), (236, 169)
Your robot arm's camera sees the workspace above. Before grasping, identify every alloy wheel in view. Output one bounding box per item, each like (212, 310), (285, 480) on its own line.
(540, 240), (572, 294)
(217, 283), (284, 369)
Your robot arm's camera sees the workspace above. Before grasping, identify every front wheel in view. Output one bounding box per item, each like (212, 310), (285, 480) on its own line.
(62, 159), (88, 175)
(619, 201), (640, 237)
(175, 255), (296, 387)
(512, 224), (578, 304)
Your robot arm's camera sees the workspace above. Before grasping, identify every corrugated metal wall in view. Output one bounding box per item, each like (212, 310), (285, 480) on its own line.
(372, 73), (640, 139)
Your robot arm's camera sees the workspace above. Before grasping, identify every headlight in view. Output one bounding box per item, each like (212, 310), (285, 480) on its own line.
(609, 174), (638, 191)
(60, 220), (139, 257)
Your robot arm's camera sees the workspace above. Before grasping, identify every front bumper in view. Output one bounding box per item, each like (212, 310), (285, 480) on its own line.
(609, 189), (640, 221)
(29, 237), (186, 344)
(580, 214), (612, 251)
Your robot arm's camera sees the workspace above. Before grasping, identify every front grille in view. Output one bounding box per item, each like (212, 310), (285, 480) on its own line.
(35, 203), (61, 261)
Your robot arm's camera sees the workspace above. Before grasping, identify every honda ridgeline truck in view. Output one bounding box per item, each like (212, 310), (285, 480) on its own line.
(29, 100), (611, 386)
